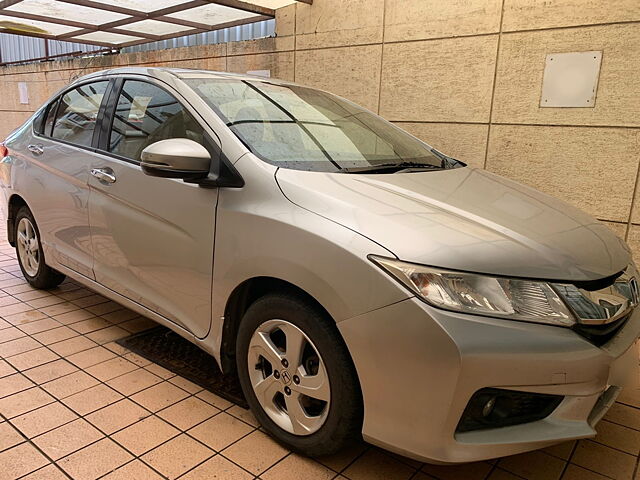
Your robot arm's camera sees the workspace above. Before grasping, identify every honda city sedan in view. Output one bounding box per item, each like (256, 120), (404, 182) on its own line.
(0, 67), (637, 463)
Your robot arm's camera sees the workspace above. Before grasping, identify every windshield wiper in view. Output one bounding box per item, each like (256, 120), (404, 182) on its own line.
(341, 162), (443, 174)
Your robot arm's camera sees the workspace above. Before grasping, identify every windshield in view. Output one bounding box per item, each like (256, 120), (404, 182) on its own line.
(185, 77), (451, 173)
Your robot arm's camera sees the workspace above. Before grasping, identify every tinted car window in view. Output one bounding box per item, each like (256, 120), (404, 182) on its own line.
(42, 98), (59, 137)
(109, 80), (205, 162)
(52, 81), (108, 148)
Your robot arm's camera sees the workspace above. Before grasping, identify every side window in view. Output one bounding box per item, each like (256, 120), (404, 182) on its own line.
(52, 81), (108, 148)
(108, 80), (205, 162)
(41, 98), (59, 137)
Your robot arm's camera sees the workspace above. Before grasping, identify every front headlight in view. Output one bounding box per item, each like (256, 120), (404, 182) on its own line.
(370, 256), (575, 326)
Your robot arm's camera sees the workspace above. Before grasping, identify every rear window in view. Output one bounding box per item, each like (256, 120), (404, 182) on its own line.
(52, 81), (108, 148)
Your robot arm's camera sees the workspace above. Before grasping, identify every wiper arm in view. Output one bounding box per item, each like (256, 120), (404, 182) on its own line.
(341, 162), (443, 174)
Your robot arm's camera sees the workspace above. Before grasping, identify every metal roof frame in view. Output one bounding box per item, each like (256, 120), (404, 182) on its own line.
(0, 0), (309, 50)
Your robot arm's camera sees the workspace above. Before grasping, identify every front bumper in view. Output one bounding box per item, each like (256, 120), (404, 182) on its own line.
(338, 296), (639, 464)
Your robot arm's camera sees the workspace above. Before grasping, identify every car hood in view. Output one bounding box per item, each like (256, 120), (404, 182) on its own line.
(275, 167), (631, 282)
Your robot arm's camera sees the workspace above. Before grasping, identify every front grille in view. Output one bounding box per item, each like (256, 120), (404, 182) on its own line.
(572, 313), (631, 347)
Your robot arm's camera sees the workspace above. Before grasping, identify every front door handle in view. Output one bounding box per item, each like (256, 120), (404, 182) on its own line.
(90, 167), (116, 184)
(27, 144), (44, 156)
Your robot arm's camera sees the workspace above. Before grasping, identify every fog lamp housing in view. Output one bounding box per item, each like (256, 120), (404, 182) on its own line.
(456, 388), (564, 433)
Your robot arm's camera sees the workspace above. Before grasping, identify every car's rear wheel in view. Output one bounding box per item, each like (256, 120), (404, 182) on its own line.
(15, 206), (65, 289)
(236, 292), (362, 456)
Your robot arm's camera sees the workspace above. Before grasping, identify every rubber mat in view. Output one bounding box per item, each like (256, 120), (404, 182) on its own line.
(117, 326), (248, 408)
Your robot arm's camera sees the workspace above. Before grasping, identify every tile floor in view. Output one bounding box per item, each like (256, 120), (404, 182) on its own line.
(0, 228), (639, 479)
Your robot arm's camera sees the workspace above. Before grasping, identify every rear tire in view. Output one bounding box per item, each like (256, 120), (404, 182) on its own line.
(15, 206), (65, 289)
(236, 292), (363, 457)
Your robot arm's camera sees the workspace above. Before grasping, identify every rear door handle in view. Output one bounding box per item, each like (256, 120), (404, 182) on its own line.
(27, 144), (44, 156)
(90, 167), (116, 184)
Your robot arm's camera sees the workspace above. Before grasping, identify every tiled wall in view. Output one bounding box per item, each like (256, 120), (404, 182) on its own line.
(1, 0), (639, 251)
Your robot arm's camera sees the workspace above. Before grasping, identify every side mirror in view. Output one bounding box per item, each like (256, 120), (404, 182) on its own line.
(141, 138), (211, 179)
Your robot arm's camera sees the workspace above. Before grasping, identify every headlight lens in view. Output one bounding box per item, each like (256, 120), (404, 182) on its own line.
(370, 256), (575, 326)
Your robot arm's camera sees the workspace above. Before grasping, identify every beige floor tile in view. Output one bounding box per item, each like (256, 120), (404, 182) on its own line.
(119, 316), (158, 333)
(27, 295), (65, 309)
(486, 469), (523, 480)
(543, 441), (576, 461)
(131, 381), (190, 412)
(168, 375), (202, 394)
(498, 450), (566, 480)
(72, 294), (109, 308)
(561, 464), (610, 480)
(0, 336), (40, 357)
(70, 317), (111, 334)
(86, 326), (129, 344)
(263, 453), (335, 480)
(58, 438), (133, 480)
(62, 383), (124, 415)
(23, 359), (78, 384)
(0, 318), (9, 330)
(39, 302), (80, 317)
(32, 326), (78, 345)
(0, 387), (55, 418)
(100, 308), (139, 324)
(226, 405), (259, 427)
(594, 419), (640, 454)
(112, 415), (180, 455)
(57, 288), (94, 302)
(2, 310), (48, 326)
(42, 370), (98, 399)
(158, 396), (220, 431)
(53, 309), (95, 325)
(572, 440), (637, 480)
(49, 335), (98, 356)
(0, 359), (16, 378)
(315, 442), (368, 472)
(0, 326), (26, 343)
(142, 434), (213, 479)
(182, 454), (253, 480)
(66, 346), (117, 369)
(20, 464), (69, 480)
(12, 401), (78, 437)
(107, 368), (162, 396)
(422, 461), (493, 480)
(86, 301), (123, 316)
(14, 290), (53, 302)
(33, 418), (103, 460)
(188, 412), (254, 451)
(195, 390), (233, 410)
(0, 372), (34, 397)
(5, 347), (59, 370)
(145, 363), (176, 380)
(342, 449), (416, 480)
(103, 341), (130, 355)
(86, 357), (138, 381)
(121, 351), (152, 367)
(605, 403), (640, 431)
(19, 318), (62, 335)
(102, 460), (165, 479)
(86, 398), (151, 435)
(0, 301), (37, 316)
(0, 443), (49, 480)
(0, 421), (24, 451)
(223, 430), (289, 475)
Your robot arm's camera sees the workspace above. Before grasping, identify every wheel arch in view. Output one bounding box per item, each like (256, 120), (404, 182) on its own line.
(219, 276), (334, 376)
(7, 193), (28, 247)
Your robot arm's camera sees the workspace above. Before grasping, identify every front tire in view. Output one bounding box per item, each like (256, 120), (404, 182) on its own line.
(236, 293), (362, 457)
(15, 206), (65, 289)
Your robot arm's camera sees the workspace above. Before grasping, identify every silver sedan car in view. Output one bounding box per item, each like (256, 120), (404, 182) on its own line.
(0, 67), (637, 464)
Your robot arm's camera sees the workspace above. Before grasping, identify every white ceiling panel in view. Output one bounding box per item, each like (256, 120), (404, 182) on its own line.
(166, 4), (262, 27)
(123, 19), (194, 36)
(0, 13), (78, 35)
(72, 31), (143, 44)
(6, 0), (129, 25)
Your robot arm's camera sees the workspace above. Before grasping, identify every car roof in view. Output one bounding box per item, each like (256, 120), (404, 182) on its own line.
(71, 66), (295, 87)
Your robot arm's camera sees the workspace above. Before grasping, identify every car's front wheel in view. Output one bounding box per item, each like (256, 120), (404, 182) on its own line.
(236, 292), (362, 456)
(15, 206), (65, 289)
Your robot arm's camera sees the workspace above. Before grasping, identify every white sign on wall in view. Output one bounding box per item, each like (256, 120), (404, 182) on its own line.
(18, 82), (29, 104)
(540, 51), (602, 108)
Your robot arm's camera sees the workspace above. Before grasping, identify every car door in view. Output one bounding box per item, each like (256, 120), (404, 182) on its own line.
(23, 80), (109, 279)
(87, 78), (218, 337)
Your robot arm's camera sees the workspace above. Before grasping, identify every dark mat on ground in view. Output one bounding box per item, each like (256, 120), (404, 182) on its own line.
(117, 326), (248, 408)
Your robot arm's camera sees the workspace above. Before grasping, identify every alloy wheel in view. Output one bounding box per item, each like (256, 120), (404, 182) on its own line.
(247, 319), (331, 436)
(17, 217), (40, 277)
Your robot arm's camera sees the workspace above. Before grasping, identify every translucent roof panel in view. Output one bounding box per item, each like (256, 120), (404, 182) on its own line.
(248, 0), (299, 8)
(6, 0), (129, 26)
(0, 14), (79, 35)
(89, 0), (193, 14)
(123, 19), (194, 36)
(72, 31), (143, 44)
(166, 4), (262, 27)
